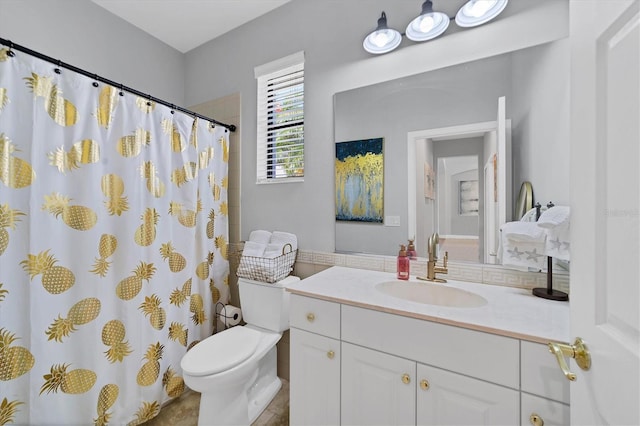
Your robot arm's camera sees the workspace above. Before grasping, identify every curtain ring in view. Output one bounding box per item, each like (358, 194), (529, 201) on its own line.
(54, 60), (62, 74)
(170, 104), (175, 114)
(92, 74), (99, 88)
(147, 95), (152, 107)
(6, 41), (15, 57)
(119, 84), (124, 96)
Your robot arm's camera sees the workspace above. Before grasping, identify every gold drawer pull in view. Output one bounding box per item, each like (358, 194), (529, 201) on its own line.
(401, 374), (411, 384)
(306, 313), (315, 322)
(530, 413), (544, 426)
(327, 350), (335, 359)
(420, 379), (429, 390)
(548, 337), (591, 381)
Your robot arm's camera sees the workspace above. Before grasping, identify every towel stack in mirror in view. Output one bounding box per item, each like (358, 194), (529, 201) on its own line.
(499, 206), (570, 271)
(537, 206), (570, 261)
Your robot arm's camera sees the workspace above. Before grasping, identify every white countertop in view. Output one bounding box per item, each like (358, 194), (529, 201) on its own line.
(286, 266), (570, 344)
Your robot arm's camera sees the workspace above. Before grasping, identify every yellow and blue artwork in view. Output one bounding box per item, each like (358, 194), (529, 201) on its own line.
(335, 138), (383, 222)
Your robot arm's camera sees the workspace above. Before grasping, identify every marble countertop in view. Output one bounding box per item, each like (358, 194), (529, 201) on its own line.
(286, 266), (570, 344)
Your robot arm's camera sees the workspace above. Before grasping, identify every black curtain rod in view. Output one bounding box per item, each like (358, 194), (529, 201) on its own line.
(0, 37), (236, 132)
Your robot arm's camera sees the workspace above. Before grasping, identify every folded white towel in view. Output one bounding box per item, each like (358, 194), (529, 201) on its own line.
(544, 223), (570, 261)
(249, 230), (272, 244)
(241, 241), (266, 257)
(264, 243), (287, 259)
(537, 206), (570, 229)
(500, 235), (546, 271)
(501, 221), (545, 242)
(270, 231), (298, 251)
(520, 206), (546, 222)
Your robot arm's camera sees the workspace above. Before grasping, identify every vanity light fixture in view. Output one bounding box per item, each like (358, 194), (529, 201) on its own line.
(455, 0), (509, 27)
(405, 0), (450, 42)
(363, 11), (403, 54)
(364, 0), (508, 55)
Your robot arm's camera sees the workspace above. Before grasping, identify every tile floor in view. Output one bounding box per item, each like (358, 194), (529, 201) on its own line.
(144, 379), (289, 426)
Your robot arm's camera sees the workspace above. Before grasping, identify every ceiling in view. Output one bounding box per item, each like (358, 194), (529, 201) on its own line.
(91, 0), (291, 53)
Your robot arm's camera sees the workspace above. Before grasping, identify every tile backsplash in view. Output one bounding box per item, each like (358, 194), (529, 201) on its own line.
(293, 249), (570, 295)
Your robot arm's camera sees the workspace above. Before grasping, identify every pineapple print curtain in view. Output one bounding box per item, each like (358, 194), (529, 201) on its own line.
(0, 48), (230, 425)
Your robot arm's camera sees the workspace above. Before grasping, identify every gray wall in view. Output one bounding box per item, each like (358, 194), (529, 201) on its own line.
(1, 0), (571, 255)
(0, 0), (185, 105)
(512, 38), (570, 207)
(184, 0), (570, 253)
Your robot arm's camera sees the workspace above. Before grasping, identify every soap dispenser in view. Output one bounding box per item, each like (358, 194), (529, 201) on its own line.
(397, 244), (410, 280)
(407, 238), (417, 260)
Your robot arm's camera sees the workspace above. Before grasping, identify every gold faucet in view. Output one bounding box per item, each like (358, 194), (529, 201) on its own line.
(417, 232), (448, 283)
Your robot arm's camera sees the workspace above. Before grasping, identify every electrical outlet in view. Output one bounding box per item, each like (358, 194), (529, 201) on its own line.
(385, 216), (400, 226)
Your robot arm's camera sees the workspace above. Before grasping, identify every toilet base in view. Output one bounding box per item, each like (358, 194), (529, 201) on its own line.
(247, 345), (281, 424)
(190, 329), (283, 426)
(196, 367), (257, 425)
(248, 375), (281, 424)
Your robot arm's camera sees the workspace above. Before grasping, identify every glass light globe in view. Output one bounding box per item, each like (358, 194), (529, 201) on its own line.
(363, 28), (402, 54)
(456, 0), (508, 28)
(405, 11), (449, 42)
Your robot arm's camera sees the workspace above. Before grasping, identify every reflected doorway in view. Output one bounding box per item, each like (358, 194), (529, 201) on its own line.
(436, 155), (480, 262)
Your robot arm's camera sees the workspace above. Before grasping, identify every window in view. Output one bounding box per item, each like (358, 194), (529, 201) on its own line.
(255, 51), (304, 183)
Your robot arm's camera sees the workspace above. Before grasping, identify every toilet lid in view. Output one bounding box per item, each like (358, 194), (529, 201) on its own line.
(181, 326), (261, 376)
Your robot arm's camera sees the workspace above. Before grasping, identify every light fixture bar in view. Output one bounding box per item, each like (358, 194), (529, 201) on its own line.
(363, 0), (509, 55)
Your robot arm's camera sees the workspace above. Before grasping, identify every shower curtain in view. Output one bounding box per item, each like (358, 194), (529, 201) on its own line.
(0, 47), (229, 425)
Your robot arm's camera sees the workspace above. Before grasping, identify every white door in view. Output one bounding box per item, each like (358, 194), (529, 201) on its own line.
(341, 342), (416, 426)
(484, 154), (497, 263)
(496, 96), (509, 226)
(570, 1), (639, 425)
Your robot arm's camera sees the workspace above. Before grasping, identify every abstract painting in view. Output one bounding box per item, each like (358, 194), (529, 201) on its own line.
(424, 162), (435, 200)
(335, 138), (384, 222)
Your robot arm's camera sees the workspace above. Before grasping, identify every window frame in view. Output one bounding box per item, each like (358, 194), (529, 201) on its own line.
(254, 51), (305, 184)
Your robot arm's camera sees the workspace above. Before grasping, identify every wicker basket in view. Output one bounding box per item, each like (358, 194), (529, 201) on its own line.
(236, 244), (297, 283)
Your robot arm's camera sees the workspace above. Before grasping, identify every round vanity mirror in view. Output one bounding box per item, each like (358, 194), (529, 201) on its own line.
(514, 181), (533, 220)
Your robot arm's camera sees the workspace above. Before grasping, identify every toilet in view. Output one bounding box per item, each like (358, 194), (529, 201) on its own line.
(180, 275), (300, 426)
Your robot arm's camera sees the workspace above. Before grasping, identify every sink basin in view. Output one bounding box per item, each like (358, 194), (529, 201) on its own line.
(375, 280), (488, 308)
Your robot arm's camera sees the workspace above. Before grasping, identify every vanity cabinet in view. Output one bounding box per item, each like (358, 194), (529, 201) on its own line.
(341, 342), (519, 426)
(289, 293), (570, 426)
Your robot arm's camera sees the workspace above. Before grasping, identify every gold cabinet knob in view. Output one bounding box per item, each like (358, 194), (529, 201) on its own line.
(530, 413), (544, 426)
(420, 379), (430, 390)
(306, 313), (315, 322)
(401, 374), (411, 384)
(327, 350), (335, 359)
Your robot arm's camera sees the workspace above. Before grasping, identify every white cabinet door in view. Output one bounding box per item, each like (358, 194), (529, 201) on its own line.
(521, 393), (569, 426)
(290, 328), (340, 426)
(341, 342), (416, 426)
(416, 363), (519, 426)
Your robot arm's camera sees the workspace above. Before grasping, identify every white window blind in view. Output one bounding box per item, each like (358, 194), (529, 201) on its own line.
(255, 52), (304, 183)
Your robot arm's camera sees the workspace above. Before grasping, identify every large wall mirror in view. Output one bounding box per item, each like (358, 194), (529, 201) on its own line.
(334, 37), (570, 264)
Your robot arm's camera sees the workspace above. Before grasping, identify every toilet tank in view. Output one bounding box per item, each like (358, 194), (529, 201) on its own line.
(238, 275), (300, 332)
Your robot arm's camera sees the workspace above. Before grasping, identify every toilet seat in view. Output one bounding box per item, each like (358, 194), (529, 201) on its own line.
(181, 326), (261, 376)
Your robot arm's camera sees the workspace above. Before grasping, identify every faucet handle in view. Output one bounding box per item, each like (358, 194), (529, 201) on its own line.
(442, 251), (448, 268)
